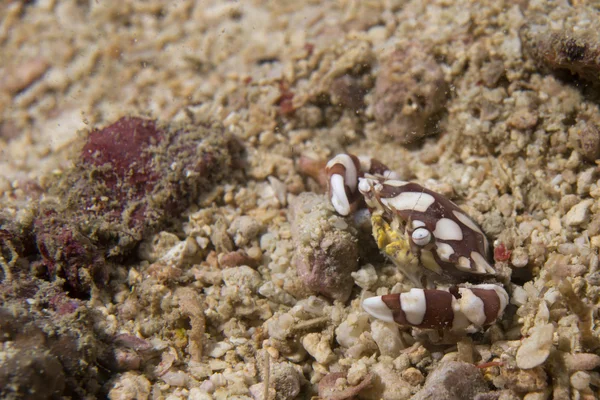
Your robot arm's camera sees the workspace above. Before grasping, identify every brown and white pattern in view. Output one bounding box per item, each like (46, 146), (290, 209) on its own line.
(326, 153), (509, 331)
(361, 285), (508, 332)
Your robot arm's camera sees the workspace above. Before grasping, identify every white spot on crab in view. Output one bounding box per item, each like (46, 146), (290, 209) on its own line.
(400, 288), (427, 325)
(452, 210), (483, 234)
(358, 177), (373, 194)
(381, 192), (435, 213)
(456, 256), (472, 271)
(433, 218), (463, 241)
(471, 251), (495, 274)
(383, 179), (409, 187)
(383, 170), (401, 180)
(473, 284), (509, 315)
(458, 288), (487, 326)
(330, 174), (351, 216)
(362, 296), (395, 322)
(435, 242), (455, 262)
(412, 220), (426, 229)
(326, 154), (358, 192)
(452, 209), (490, 251)
(358, 155), (372, 172)
(451, 296), (470, 331)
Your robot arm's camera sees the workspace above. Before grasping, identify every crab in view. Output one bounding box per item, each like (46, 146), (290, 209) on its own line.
(326, 154), (509, 333)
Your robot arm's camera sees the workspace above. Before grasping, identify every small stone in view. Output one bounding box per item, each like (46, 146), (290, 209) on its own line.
(370, 320), (405, 357)
(351, 264), (378, 290)
(401, 367), (425, 386)
(510, 247), (529, 268)
(0, 57), (49, 94)
(138, 232), (181, 262)
(221, 266), (262, 292)
(507, 109), (538, 130)
(578, 119), (600, 161)
(108, 372), (151, 400)
(302, 333), (336, 364)
(161, 371), (189, 387)
(318, 372), (373, 400)
(359, 360), (412, 400)
(270, 362), (302, 400)
(523, 392), (547, 400)
(498, 367), (548, 393)
(570, 371), (591, 391)
(564, 199), (594, 226)
(228, 216), (263, 246)
(577, 168), (596, 195)
(208, 341), (233, 358)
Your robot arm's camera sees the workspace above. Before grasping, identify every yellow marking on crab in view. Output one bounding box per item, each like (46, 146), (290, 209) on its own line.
(371, 213), (420, 271)
(419, 249), (443, 274)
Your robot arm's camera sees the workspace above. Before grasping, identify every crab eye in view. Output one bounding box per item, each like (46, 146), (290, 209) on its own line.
(411, 227), (432, 246)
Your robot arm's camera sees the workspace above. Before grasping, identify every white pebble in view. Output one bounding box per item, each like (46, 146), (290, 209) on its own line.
(351, 264), (378, 290)
(161, 371), (189, 387)
(208, 341), (234, 358)
(565, 199), (594, 226)
(370, 320), (405, 357)
(570, 371), (591, 391)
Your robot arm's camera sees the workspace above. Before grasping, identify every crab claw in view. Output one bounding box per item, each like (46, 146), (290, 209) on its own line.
(326, 154), (361, 216)
(362, 285), (508, 331)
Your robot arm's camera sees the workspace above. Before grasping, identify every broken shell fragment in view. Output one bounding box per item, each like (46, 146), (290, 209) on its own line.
(516, 323), (555, 369)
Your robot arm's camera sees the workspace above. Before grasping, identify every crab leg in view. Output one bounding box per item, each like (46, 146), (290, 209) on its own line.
(362, 284), (508, 332)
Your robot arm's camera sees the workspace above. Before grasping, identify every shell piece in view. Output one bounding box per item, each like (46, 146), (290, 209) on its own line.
(516, 323), (555, 369)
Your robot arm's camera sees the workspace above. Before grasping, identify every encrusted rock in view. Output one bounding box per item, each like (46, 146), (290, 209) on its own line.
(411, 361), (489, 400)
(290, 192), (359, 302)
(520, 14), (600, 85)
(270, 362), (302, 400)
(0, 349), (66, 400)
(372, 41), (448, 144)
